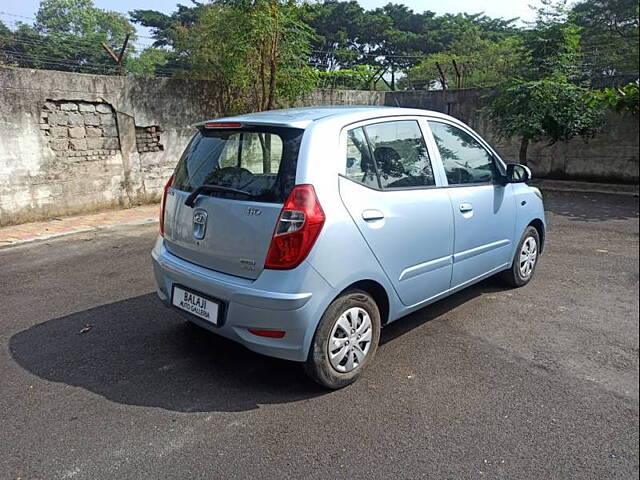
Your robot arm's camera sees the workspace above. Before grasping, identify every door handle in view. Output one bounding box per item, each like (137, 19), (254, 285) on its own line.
(459, 202), (473, 213)
(362, 209), (385, 221)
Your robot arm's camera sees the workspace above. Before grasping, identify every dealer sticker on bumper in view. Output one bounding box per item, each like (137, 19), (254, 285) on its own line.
(172, 286), (220, 325)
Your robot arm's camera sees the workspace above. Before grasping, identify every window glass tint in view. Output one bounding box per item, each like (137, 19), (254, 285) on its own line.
(345, 127), (378, 188)
(364, 120), (435, 188)
(173, 127), (302, 203)
(428, 121), (499, 185)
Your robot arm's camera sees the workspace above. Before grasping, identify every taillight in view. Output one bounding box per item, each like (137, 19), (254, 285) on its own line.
(264, 185), (325, 270)
(159, 174), (174, 237)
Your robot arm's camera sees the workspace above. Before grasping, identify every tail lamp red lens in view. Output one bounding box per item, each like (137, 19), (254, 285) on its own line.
(248, 329), (286, 339)
(159, 174), (174, 237)
(264, 184), (325, 270)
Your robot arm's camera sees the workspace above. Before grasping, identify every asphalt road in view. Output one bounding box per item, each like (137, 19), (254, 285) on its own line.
(0, 191), (638, 479)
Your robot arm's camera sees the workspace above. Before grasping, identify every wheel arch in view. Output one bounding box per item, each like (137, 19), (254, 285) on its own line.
(528, 218), (545, 253)
(338, 279), (390, 326)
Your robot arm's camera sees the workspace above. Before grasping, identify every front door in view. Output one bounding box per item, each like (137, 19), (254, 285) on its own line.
(339, 119), (454, 307)
(427, 120), (516, 288)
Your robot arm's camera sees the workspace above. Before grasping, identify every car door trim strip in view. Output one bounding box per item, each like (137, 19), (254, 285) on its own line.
(399, 255), (453, 282)
(454, 239), (511, 263)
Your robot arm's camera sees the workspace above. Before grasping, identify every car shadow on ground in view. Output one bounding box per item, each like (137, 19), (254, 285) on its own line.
(9, 278), (504, 413)
(380, 277), (505, 345)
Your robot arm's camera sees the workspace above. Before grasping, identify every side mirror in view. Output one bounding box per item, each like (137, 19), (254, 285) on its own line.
(505, 163), (531, 183)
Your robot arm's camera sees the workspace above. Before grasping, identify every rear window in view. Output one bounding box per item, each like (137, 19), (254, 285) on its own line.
(173, 126), (304, 203)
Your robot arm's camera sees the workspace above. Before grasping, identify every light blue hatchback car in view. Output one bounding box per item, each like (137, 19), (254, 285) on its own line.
(152, 106), (545, 388)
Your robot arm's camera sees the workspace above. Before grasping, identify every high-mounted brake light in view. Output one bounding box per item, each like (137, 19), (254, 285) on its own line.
(203, 122), (243, 129)
(265, 185), (325, 270)
(159, 174), (174, 237)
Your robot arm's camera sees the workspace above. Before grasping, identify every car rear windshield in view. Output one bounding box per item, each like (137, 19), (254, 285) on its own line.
(173, 126), (304, 203)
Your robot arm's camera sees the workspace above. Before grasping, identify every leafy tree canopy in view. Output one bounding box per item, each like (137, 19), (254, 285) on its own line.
(301, 2), (519, 89)
(126, 47), (169, 76)
(169, 0), (316, 114)
(402, 29), (527, 89)
(571, 0), (639, 85)
(1, 0), (136, 74)
(2, 0), (637, 100)
(487, 80), (603, 156)
(485, 0), (607, 165)
(130, 2), (207, 49)
(589, 80), (640, 115)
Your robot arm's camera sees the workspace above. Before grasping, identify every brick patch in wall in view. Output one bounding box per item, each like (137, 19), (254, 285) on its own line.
(135, 126), (164, 153)
(40, 100), (120, 156)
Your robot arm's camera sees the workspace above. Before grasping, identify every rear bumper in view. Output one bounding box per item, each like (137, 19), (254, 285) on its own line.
(151, 236), (335, 362)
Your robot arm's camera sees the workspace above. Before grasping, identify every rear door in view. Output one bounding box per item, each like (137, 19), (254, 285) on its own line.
(338, 118), (455, 307)
(163, 125), (303, 279)
(427, 120), (516, 287)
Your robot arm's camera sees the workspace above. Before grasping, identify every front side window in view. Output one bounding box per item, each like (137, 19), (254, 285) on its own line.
(363, 120), (435, 189)
(428, 121), (499, 185)
(173, 126), (302, 203)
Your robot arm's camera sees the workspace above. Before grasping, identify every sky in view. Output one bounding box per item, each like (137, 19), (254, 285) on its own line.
(1, 0), (543, 41)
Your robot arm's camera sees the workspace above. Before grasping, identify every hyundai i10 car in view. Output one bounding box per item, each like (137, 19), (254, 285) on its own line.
(151, 106), (545, 389)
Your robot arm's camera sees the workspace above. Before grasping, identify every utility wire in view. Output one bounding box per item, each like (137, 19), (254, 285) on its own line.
(0, 10), (158, 40)
(4, 33), (157, 51)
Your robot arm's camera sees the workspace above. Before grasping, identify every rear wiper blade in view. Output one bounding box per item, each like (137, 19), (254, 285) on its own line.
(185, 184), (254, 207)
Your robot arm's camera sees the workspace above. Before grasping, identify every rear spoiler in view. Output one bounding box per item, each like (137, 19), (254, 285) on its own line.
(193, 119), (312, 129)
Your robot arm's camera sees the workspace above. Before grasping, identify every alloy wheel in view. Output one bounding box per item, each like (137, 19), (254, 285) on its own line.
(328, 307), (373, 373)
(519, 236), (538, 279)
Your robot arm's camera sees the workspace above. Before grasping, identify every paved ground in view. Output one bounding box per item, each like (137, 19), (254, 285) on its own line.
(0, 205), (159, 247)
(0, 190), (638, 479)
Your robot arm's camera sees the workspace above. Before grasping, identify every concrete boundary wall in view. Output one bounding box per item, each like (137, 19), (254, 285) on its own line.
(0, 66), (221, 226)
(1, 66), (638, 226)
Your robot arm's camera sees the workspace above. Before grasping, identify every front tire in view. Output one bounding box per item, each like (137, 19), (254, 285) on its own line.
(304, 289), (381, 389)
(502, 226), (540, 287)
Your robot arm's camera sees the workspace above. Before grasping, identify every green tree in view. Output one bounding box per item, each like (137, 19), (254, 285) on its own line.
(589, 81), (640, 115)
(302, 0), (372, 71)
(487, 81), (603, 164)
(131, 1), (525, 91)
(3, 0), (136, 74)
(0, 20), (10, 42)
(0, 21), (12, 56)
(403, 29), (526, 89)
(360, 4), (436, 90)
(303, 3), (518, 90)
(315, 65), (383, 89)
(430, 11), (519, 46)
(523, 1), (583, 80)
(171, 0), (316, 113)
(130, 3), (207, 49)
(127, 47), (169, 76)
(485, 0), (605, 165)
(572, 0), (639, 85)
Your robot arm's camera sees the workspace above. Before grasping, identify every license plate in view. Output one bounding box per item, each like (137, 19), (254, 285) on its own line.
(172, 285), (220, 325)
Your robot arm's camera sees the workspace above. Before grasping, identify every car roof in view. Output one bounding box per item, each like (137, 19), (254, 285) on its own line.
(195, 106), (455, 129)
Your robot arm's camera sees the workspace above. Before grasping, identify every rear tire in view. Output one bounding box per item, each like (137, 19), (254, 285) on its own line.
(304, 289), (381, 389)
(502, 226), (540, 287)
